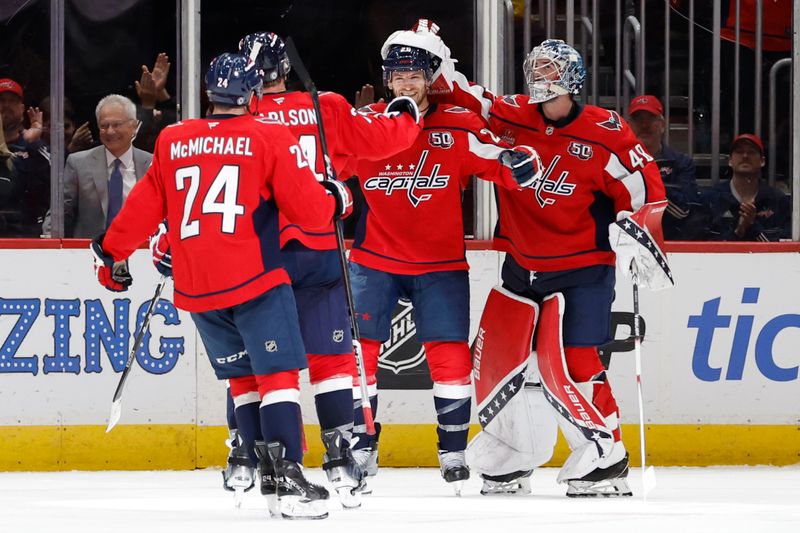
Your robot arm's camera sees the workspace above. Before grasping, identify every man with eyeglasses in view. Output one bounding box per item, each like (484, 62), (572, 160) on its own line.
(44, 94), (152, 237)
(627, 95), (704, 240)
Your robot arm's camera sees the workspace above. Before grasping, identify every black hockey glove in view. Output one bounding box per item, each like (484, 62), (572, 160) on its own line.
(384, 96), (421, 124)
(91, 233), (133, 292)
(321, 180), (354, 220)
(499, 145), (544, 189)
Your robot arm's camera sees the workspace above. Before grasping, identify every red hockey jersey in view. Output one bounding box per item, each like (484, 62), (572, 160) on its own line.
(102, 114), (336, 312)
(350, 103), (523, 275)
(488, 96), (666, 271)
(253, 91), (421, 250)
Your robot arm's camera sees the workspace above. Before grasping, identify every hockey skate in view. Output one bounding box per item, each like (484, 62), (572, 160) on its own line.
(254, 441), (280, 517)
(566, 452), (633, 498)
(321, 429), (366, 509)
(438, 449), (470, 496)
(480, 470), (532, 496)
(221, 430), (256, 509)
(352, 422), (380, 495)
(265, 441), (330, 519)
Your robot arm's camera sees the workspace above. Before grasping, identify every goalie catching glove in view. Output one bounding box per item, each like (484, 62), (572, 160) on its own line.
(608, 201), (674, 290)
(321, 179), (353, 220)
(91, 234), (132, 292)
(384, 96), (421, 124)
(149, 221), (172, 277)
(499, 145), (544, 189)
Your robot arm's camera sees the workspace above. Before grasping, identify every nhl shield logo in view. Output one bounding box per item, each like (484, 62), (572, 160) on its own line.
(378, 300), (426, 375)
(332, 329), (345, 343)
(545, 126), (554, 135)
(264, 340), (278, 353)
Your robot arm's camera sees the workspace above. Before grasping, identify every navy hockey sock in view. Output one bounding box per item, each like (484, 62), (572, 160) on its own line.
(315, 388), (355, 443)
(434, 394), (471, 452)
(233, 401), (261, 463)
(226, 387), (237, 430)
(260, 401), (304, 464)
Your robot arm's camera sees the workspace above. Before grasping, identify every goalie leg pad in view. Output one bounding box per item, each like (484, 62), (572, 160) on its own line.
(466, 381), (558, 477)
(565, 348), (621, 441)
(466, 287), (557, 479)
(536, 294), (614, 481)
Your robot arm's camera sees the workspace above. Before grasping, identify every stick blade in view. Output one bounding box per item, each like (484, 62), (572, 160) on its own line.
(642, 465), (657, 499)
(106, 398), (122, 433)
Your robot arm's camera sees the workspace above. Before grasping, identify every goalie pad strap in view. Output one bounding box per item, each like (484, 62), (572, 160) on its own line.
(536, 293), (613, 457)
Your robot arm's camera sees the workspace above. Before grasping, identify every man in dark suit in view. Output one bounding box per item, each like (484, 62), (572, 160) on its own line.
(44, 94), (152, 237)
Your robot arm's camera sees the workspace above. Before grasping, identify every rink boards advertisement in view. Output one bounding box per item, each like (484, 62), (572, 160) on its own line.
(0, 246), (798, 470)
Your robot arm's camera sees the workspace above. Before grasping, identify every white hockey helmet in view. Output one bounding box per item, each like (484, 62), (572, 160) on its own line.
(523, 39), (586, 103)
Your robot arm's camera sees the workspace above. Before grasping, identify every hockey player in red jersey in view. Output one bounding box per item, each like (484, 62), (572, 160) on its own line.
(91, 53), (354, 519)
(347, 41), (544, 495)
(388, 24), (671, 497)
(225, 31), (422, 509)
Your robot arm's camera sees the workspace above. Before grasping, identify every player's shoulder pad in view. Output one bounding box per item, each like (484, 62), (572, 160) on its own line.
(441, 104), (472, 114)
(496, 94), (525, 109)
(435, 103), (487, 130)
(359, 102), (388, 115)
(571, 105), (640, 148)
(252, 115), (284, 126)
(318, 90), (348, 106)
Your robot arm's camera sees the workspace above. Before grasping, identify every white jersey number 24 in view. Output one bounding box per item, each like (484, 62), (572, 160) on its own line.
(175, 165), (245, 240)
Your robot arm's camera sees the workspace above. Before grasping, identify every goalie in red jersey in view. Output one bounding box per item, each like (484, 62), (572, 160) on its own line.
(347, 39), (544, 496)
(384, 22), (673, 498)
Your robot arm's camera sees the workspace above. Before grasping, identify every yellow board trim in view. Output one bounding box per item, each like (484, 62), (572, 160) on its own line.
(1, 424), (798, 471)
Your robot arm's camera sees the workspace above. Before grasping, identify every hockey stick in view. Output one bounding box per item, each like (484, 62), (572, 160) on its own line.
(106, 274), (168, 433)
(284, 37), (376, 436)
(631, 262), (656, 498)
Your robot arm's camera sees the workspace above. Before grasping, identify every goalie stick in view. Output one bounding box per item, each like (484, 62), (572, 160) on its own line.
(106, 274), (168, 433)
(631, 262), (657, 498)
(284, 37), (375, 436)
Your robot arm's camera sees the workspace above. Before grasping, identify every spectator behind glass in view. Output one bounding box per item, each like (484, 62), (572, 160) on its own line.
(627, 95), (705, 240)
(704, 134), (790, 241)
(0, 78), (51, 236)
(133, 52), (177, 153)
(42, 94), (152, 238)
(0, 114), (23, 236)
(39, 96), (94, 156)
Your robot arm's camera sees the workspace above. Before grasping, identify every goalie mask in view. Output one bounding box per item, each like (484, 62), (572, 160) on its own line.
(238, 31), (291, 83)
(382, 44), (436, 87)
(523, 39), (586, 103)
(205, 53), (263, 107)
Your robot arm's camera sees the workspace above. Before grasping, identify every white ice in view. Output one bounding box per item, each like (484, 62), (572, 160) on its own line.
(1, 467), (798, 533)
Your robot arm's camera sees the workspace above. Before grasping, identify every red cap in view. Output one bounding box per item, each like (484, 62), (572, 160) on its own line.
(731, 133), (764, 155)
(0, 78), (23, 99)
(628, 94), (663, 116)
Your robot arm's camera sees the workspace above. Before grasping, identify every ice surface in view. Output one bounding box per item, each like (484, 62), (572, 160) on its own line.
(1, 467), (798, 532)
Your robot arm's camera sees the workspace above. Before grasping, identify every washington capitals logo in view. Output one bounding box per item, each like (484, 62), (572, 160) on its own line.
(596, 110), (622, 131)
(363, 150), (450, 207)
(530, 155), (577, 208)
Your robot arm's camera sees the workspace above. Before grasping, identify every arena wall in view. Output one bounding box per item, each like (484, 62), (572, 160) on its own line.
(1, 241), (798, 471)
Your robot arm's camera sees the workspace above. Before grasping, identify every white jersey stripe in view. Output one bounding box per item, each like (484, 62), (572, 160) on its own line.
(604, 153), (646, 210)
